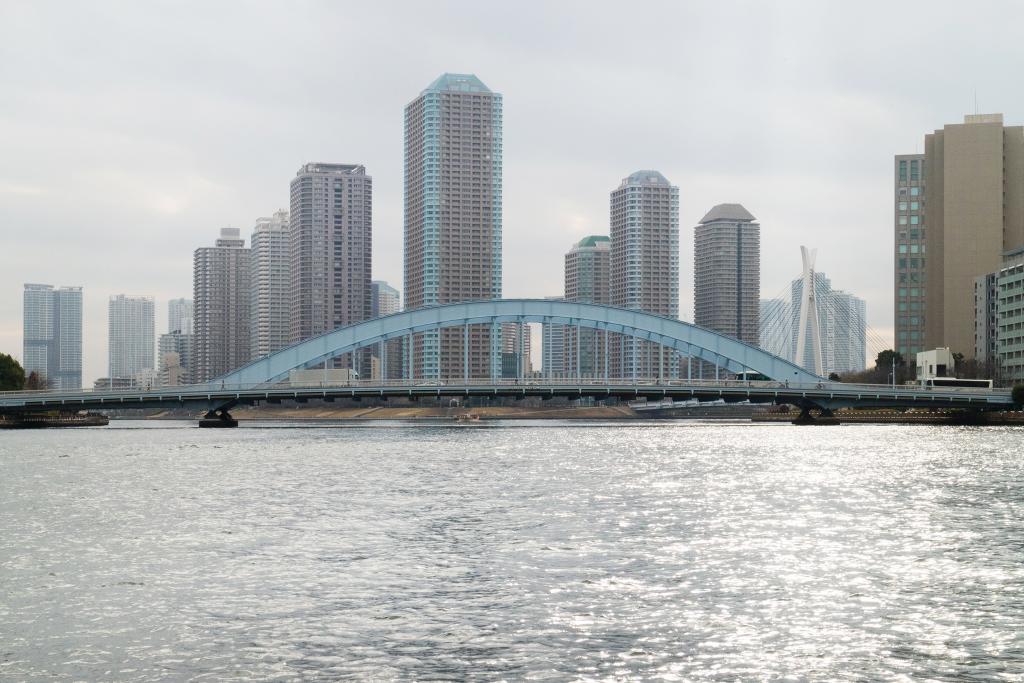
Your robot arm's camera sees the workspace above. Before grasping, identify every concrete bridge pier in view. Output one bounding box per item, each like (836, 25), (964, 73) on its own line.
(199, 407), (238, 428)
(792, 404), (840, 426)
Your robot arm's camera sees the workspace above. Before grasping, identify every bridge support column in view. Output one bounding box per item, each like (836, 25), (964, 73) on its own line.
(791, 405), (840, 426)
(603, 329), (609, 381)
(199, 408), (238, 428)
(518, 317), (525, 381)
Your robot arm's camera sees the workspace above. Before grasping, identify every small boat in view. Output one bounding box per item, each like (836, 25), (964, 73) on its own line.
(454, 413), (480, 422)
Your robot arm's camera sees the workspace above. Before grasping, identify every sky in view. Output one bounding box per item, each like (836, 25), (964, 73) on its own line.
(3, 0), (1024, 384)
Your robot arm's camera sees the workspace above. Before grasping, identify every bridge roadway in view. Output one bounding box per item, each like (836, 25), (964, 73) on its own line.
(0, 379), (1013, 419)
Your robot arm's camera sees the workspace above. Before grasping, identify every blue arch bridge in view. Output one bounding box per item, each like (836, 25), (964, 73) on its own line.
(0, 300), (1013, 426)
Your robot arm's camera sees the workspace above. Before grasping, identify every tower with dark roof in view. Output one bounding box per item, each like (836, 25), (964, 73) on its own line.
(694, 203), (761, 347)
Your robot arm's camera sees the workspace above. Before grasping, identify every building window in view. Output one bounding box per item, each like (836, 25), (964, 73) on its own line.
(899, 216), (908, 225)
(910, 160), (920, 181)
(899, 202), (908, 211)
(911, 201), (919, 210)
(911, 216), (920, 225)
(899, 160), (907, 181)
(899, 245), (908, 253)
(911, 187), (920, 196)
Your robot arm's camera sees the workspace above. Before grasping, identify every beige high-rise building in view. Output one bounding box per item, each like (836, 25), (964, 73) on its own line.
(404, 73), (502, 380)
(914, 114), (1024, 358)
(610, 171), (679, 378)
(193, 228), (250, 383)
(250, 210), (290, 360)
(289, 163), (372, 348)
(693, 204), (760, 346)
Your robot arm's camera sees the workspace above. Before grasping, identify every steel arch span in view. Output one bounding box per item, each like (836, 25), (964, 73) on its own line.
(214, 299), (823, 387)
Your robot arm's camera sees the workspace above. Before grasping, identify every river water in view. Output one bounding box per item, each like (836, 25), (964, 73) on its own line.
(1, 420), (1023, 681)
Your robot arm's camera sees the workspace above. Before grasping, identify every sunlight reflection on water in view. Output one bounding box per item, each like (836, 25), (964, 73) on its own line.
(1, 421), (1023, 680)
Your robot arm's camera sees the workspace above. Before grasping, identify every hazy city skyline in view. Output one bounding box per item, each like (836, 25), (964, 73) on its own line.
(3, 1), (1023, 382)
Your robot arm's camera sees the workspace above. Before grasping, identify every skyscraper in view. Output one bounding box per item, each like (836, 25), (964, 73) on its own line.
(108, 294), (154, 381)
(371, 280), (400, 317)
(22, 284), (82, 389)
(541, 296), (566, 379)
(371, 280), (402, 379)
(193, 228), (250, 383)
(789, 273), (867, 375)
(500, 322), (532, 378)
(904, 114), (1024, 359)
(250, 209), (291, 359)
(609, 170), (679, 378)
(830, 290), (868, 374)
(893, 153), (925, 361)
(289, 164), (372, 366)
(404, 73), (503, 379)
(694, 204), (760, 346)
(564, 235), (610, 377)
(158, 331), (192, 386)
(168, 298), (193, 335)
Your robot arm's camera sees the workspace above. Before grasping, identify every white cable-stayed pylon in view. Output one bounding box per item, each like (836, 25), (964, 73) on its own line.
(795, 246), (824, 376)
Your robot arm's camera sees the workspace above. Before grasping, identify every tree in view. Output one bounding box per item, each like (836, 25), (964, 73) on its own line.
(0, 353), (25, 391)
(25, 371), (46, 390)
(875, 349), (905, 370)
(828, 372), (841, 382)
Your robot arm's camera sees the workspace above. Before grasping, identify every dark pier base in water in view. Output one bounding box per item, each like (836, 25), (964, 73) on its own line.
(199, 409), (238, 428)
(792, 407), (841, 425)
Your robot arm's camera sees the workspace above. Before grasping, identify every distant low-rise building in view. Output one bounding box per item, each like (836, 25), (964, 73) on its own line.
(996, 248), (1024, 384)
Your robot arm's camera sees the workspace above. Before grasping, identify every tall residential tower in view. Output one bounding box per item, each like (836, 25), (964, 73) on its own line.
(193, 228), (250, 383)
(23, 284), (82, 389)
(564, 235), (610, 377)
(250, 209), (291, 359)
(694, 203), (760, 346)
(289, 163), (372, 356)
(404, 73), (502, 379)
(609, 170), (679, 378)
(108, 294), (154, 382)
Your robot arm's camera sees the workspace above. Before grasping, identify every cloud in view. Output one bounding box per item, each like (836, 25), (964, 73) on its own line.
(0, 181), (44, 196)
(3, 0), (1024, 382)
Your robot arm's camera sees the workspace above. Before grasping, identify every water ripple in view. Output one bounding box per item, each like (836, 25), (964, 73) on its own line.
(1, 421), (1023, 680)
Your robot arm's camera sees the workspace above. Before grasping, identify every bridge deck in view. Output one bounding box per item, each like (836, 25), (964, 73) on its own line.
(0, 380), (1013, 413)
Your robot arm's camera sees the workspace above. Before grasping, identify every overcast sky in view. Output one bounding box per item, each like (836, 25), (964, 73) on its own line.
(2, 0), (1023, 383)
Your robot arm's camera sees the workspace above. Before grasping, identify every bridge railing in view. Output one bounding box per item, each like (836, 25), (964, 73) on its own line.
(0, 377), (1010, 400)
